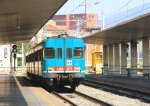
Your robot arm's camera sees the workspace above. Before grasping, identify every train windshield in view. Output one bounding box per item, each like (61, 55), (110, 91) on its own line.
(74, 47), (83, 58)
(67, 48), (72, 59)
(45, 48), (55, 59)
(57, 48), (62, 59)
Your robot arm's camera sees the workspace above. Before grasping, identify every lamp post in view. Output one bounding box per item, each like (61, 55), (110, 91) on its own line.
(85, 0), (87, 20)
(12, 45), (17, 72)
(84, 0), (100, 23)
(102, 10), (105, 30)
(82, 0), (100, 67)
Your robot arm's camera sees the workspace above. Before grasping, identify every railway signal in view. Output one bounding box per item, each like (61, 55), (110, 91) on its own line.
(12, 44), (17, 72)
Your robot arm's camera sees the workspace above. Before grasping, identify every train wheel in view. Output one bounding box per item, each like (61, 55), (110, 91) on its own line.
(58, 85), (64, 88)
(70, 84), (76, 92)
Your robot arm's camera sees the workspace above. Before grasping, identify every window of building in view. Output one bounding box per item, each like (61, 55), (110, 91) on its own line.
(45, 48), (55, 59)
(67, 48), (72, 59)
(74, 48), (83, 59)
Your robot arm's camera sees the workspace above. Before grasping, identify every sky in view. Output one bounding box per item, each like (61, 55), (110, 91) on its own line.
(56, 0), (150, 18)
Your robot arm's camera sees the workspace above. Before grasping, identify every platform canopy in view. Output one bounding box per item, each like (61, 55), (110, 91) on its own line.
(83, 12), (150, 45)
(0, 0), (67, 44)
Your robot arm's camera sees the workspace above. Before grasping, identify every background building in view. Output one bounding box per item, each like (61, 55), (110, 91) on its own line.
(31, 13), (102, 67)
(52, 13), (99, 37)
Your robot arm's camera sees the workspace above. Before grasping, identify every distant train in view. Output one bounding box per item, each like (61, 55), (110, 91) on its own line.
(26, 34), (85, 91)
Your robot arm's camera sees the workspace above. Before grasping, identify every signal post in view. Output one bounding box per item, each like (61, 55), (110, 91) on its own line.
(12, 45), (17, 72)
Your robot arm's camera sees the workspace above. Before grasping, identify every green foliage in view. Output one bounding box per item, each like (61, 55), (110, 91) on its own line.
(17, 44), (22, 54)
(17, 43), (31, 54)
(16, 43), (31, 65)
(17, 57), (22, 66)
(24, 43), (31, 54)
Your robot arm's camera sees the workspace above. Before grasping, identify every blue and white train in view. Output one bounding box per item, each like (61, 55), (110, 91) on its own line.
(26, 34), (85, 91)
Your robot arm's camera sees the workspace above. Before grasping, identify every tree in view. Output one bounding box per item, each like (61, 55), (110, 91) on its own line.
(17, 43), (31, 54)
(16, 43), (31, 66)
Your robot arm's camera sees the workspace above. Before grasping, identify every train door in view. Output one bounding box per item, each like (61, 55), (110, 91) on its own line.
(55, 38), (73, 72)
(65, 38), (74, 72)
(54, 39), (65, 71)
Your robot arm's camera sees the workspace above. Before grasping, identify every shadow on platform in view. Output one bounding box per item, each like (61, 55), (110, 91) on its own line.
(0, 75), (27, 106)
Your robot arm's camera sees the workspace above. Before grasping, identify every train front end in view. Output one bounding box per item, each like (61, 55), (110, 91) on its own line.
(43, 36), (85, 90)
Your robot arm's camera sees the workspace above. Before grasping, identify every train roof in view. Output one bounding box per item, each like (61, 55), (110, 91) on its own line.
(28, 34), (84, 52)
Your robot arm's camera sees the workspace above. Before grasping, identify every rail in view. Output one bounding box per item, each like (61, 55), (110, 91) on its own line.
(82, 79), (150, 103)
(74, 91), (112, 106)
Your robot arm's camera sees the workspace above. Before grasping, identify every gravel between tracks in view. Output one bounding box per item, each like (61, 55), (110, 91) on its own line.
(60, 93), (101, 106)
(76, 85), (150, 106)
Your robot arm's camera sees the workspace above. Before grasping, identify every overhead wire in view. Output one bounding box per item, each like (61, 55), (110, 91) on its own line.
(105, 4), (150, 27)
(100, 0), (133, 17)
(70, 0), (86, 13)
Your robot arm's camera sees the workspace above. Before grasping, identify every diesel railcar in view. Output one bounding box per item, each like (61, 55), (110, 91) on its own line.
(26, 35), (85, 91)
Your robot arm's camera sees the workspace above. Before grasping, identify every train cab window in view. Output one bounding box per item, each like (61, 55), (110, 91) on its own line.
(74, 48), (83, 58)
(45, 48), (55, 59)
(57, 48), (62, 59)
(67, 48), (72, 59)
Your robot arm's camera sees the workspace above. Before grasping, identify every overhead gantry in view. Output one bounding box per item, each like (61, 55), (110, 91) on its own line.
(0, 0), (68, 44)
(83, 12), (150, 77)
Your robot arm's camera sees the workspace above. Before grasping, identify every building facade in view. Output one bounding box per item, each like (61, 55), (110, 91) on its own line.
(52, 13), (99, 37)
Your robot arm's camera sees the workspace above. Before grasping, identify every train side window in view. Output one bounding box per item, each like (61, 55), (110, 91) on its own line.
(39, 49), (42, 61)
(28, 55), (30, 62)
(57, 48), (62, 59)
(31, 53), (33, 62)
(35, 51), (38, 61)
(45, 48), (55, 59)
(67, 48), (72, 59)
(30, 54), (32, 62)
(32, 53), (35, 62)
(40, 49), (43, 61)
(36, 50), (39, 61)
(74, 47), (83, 59)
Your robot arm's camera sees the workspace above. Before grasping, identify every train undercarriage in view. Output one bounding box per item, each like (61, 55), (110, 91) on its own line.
(27, 72), (83, 91)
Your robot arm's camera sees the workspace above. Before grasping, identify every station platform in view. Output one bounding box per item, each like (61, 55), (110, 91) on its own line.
(0, 74), (68, 106)
(85, 74), (150, 93)
(0, 74), (27, 106)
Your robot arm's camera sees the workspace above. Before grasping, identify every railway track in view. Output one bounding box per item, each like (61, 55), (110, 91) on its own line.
(82, 78), (150, 103)
(74, 91), (112, 106)
(52, 91), (77, 106)
(16, 77), (75, 106)
(53, 87), (112, 106)
(18, 76), (112, 106)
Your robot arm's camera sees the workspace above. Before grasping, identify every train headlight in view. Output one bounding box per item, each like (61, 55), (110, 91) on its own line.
(48, 67), (53, 71)
(75, 67), (80, 71)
